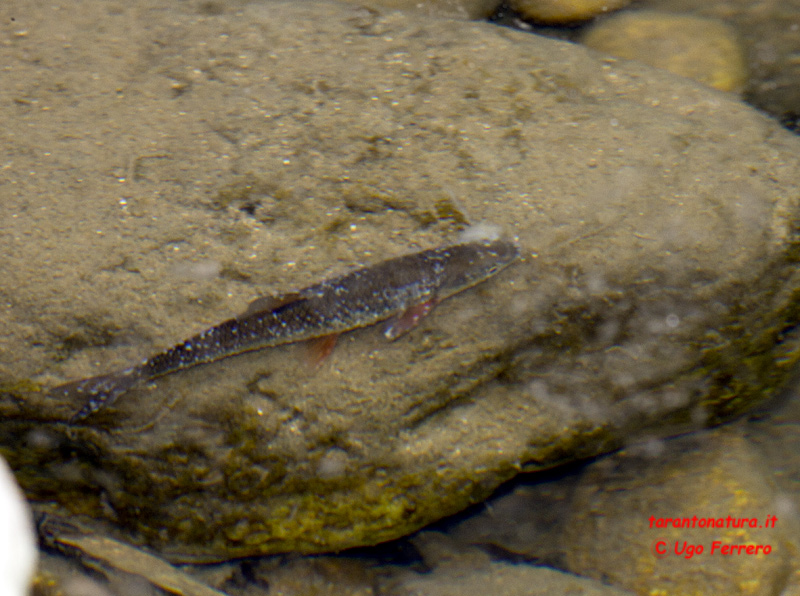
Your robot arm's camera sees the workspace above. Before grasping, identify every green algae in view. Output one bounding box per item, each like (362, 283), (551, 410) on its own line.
(696, 222), (800, 424)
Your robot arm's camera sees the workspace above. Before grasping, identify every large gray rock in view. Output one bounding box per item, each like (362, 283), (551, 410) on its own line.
(2, 0), (800, 561)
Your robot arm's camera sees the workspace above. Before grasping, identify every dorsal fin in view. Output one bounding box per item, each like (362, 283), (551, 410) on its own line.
(238, 292), (303, 318)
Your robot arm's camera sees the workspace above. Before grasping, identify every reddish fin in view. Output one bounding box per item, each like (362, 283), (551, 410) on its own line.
(239, 292), (303, 318)
(306, 334), (340, 368)
(383, 300), (436, 341)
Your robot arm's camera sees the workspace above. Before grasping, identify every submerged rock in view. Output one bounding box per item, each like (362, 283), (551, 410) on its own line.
(581, 10), (748, 93)
(2, 0), (800, 561)
(562, 429), (795, 595)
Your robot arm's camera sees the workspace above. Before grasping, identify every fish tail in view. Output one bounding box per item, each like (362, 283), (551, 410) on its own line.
(49, 367), (143, 423)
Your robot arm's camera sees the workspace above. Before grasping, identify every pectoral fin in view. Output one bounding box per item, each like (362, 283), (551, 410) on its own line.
(306, 334), (340, 368)
(383, 300), (436, 341)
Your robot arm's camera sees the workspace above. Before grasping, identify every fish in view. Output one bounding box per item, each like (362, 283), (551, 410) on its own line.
(52, 238), (520, 422)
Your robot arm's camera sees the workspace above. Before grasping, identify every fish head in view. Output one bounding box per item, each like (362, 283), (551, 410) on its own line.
(437, 239), (520, 297)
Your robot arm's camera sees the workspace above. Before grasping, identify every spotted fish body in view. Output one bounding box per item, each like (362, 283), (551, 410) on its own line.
(56, 238), (519, 421)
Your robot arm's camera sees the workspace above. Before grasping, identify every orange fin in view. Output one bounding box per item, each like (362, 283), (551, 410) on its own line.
(383, 300), (436, 341)
(239, 292), (303, 318)
(306, 334), (340, 368)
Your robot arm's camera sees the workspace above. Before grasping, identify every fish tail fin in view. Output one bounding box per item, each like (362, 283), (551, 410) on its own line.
(49, 367), (143, 423)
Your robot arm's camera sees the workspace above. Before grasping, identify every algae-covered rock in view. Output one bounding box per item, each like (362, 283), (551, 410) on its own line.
(2, 0), (800, 562)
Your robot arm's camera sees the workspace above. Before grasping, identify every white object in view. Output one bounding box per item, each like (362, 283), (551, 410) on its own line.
(0, 455), (37, 596)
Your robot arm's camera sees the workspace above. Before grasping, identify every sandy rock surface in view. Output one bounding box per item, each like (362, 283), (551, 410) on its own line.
(2, 0), (800, 562)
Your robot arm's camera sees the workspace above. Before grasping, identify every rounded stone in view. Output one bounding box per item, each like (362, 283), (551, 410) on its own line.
(510, 0), (631, 24)
(562, 429), (794, 595)
(582, 10), (748, 92)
